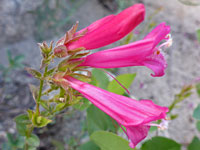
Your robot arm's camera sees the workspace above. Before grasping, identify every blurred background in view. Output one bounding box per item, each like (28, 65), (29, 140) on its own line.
(0, 0), (200, 149)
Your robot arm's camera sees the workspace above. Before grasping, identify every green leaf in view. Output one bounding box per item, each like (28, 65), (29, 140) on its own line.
(196, 121), (200, 132)
(193, 104), (200, 120)
(91, 131), (133, 150)
(86, 105), (117, 135)
(26, 67), (42, 79)
(91, 69), (109, 89)
(15, 114), (31, 125)
(197, 29), (200, 43)
(188, 137), (200, 150)
(14, 55), (24, 63)
(7, 50), (14, 65)
(32, 114), (52, 128)
(54, 103), (67, 112)
(46, 68), (56, 76)
(141, 136), (181, 150)
(26, 134), (40, 147)
(170, 114), (179, 120)
(79, 141), (100, 150)
(29, 84), (39, 102)
(107, 73), (136, 95)
(40, 100), (49, 111)
(196, 83), (200, 97)
(16, 123), (27, 136)
(178, 0), (200, 6)
(5, 133), (25, 148)
(6, 133), (16, 145)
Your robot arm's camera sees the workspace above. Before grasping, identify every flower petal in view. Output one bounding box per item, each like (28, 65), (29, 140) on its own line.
(66, 4), (145, 50)
(144, 22), (171, 47)
(126, 125), (150, 148)
(79, 39), (154, 68)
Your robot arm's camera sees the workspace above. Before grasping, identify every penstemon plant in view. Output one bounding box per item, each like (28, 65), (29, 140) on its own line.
(13, 3), (175, 150)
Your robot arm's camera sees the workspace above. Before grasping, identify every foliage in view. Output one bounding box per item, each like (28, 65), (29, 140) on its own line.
(91, 131), (133, 150)
(178, 0), (200, 6)
(188, 137), (200, 150)
(2, 133), (25, 150)
(141, 136), (181, 150)
(197, 29), (200, 43)
(0, 50), (24, 82)
(5, 3), (200, 150)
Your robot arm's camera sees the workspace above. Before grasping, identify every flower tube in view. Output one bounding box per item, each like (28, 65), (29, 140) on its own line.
(56, 75), (168, 148)
(54, 4), (145, 56)
(79, 23), (171, 77)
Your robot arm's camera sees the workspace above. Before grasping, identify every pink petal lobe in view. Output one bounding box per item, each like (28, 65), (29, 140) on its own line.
(126, 125), (150, 148)
(144, 22), (171, 47)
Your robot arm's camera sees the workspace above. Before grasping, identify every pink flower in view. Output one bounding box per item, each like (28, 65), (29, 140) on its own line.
(58, 76), (168, 148)
(54, 4), (145, 55)
(79, 23), (171, 77)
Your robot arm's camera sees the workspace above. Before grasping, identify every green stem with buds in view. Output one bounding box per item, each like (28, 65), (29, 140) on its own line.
(36, 66), (48, 115)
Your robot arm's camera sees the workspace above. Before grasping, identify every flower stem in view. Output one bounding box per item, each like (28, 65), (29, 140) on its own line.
(36, 66), (48, 115)
(24, 142), (28, 150)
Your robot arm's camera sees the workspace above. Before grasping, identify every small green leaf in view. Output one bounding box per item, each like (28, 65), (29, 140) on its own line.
(91, 69), (109, 89)
(26, 67), (42, 79)
(193, 104), (200, 120)
(141, 136), (181, 150)
(196, 121), (200, 132)
(188, 137), (200, 150)
(196, 83), (200, 97)
(40, 100), (49, 111)
(46, 68), (56, 76)
(54, 103), (67, 112)
(91, 131), (133, 150)
(27, 110), (34, 123)
(26, 134), (40, 147)
(87, 105), (117, 135)
(178, 0), (200, 6)
(29, 84), (39, 101)
(170, 114), (178, 120)
(107, 73), (136, 95)
(32, 114), (52, 128)
(7, 50), (14, 65)
(16, 123), (27, 136)
(197, 29), (200, 43)
(6, 133), (25, 148)
(14, 55), (24, 63)
(79, 141), (100, 150)
(6, 133), (16, 145)
(15, 114), (31, 125)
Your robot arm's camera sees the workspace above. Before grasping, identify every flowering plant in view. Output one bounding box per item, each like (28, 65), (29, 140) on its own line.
(12, 3), (179, 150)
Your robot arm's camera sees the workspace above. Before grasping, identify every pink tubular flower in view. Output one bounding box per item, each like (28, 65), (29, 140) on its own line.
(54, 4), (145, 53)
(59, 76), (168, 148)
(78, 23), (171, 77)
